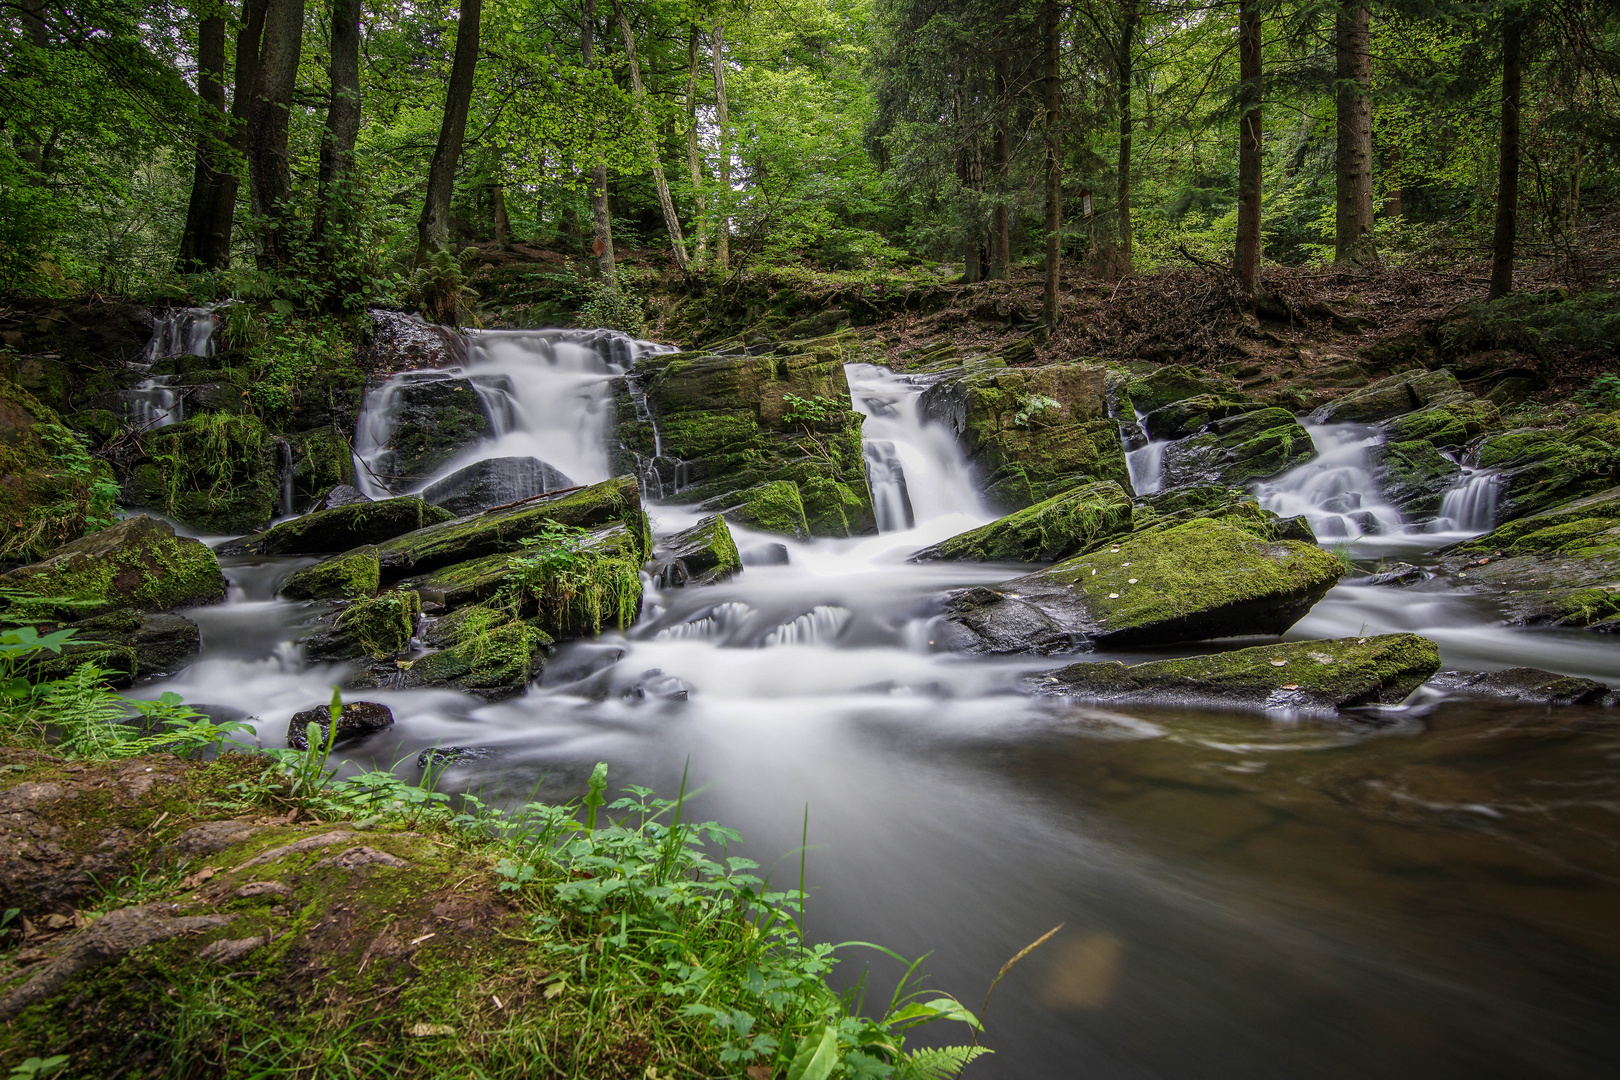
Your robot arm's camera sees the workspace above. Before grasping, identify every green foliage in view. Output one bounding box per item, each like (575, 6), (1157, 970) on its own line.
(497, 521), (642, 635)
(1442, 291), (1620, 359)
(782, 392), (839, 429)
(1582, 374), (1620, 410)
(1013, 394), (1062, 428)
(578, 276), (645, 336)
(405, 247), (481, 327)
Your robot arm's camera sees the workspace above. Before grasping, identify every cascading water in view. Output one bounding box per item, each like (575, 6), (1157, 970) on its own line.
(1432, 468), (1500, 533)
(123, 306), (220, 428)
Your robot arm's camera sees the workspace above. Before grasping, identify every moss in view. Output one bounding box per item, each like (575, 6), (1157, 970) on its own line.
(1370, 439), (1460, 516)
(1035, 633), (1441, 710)
(659, 411), (761, 459)
(335, 590), (421, 659)
(1383, 397), (1500, 448)
(0, 515), (225, 618)
(912, 480), (1134, 563)
(1125, 366), (1240, 415)
(128, 413), (279, 535)
(1311, 369), (1464, 423)
(1162, 408), (1317, 488)
(655, 514), (742, 587)
(713, 480), (811, 540)
(405, 602), (552, 694)
(278, 548), (380, 601)
(290, 426), (357, 505)
(0, 379), (118, 561)
(233, 496), (454, 556)
(1454, 486), (1620, 560)
(1468, 413), (1619, 521)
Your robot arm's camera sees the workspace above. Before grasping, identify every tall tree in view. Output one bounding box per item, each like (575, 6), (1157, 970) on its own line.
(199, 0), (268, 270)
(1488, 4), (1525, 298)
(177, 6), (227, 273)
(1334, 2), (1376, 264)
(711, 19), (731, 268)
(1235, 0), (1263, 298)
(1116, 0), (1138, 262)
(244, 0), (305, 269)
(615, 0), (690, 270)
(686, 23), (709, 259)
(989, 52), (1011, 279)
(582, 0), (617, 281)
(314, 0), (363, 255)
(416, 0), (482, 266)
(1042, 0), (1061, 331)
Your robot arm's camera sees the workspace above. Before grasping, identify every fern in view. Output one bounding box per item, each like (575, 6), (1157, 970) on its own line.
(44, 664), (141, 758)
(898, 1045), (992, 1079)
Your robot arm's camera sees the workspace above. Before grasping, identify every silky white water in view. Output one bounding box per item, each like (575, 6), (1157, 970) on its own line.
(123, 306), (221, 428)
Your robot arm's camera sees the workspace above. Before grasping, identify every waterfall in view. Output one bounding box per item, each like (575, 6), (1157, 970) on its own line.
(1432, 469), (1500, 534)
(1254, 424), (1404, 541)
(1126, 438), (1168, 497)
(124, 306), (221, 429)
(762, 605), (852, 647)
(278, 440), (295, 519)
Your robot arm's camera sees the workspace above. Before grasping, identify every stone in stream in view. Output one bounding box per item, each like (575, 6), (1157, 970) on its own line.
(1160, 408), (1317, 489)
(286, 700), (395, 750)
(300, 591), (421, 663)
(1438, 484), (1620, 628)
(421, 456), (576, 516)
(278, 548), (381, 601)
(1382, 397), (1501, 450)
(19, 611), (201, 687)
(1428, 668), (1611, 706)
(1365, 439), (1461, 520)
(0, 515), (225, 618)
(699, 481), (811, 541)
(310, 484), (371, 511)
(223, 496), (452, 557)
(417, 746), (499, 769)
(371, 373), (498, 491)
(938, 513), (1345, 653)
(1030, 633), (1442, 711)
(741, 542), (790, 566)
(1361, 562), (1426, 587)
(1139, 394), (1258, 441)
(1461, 409), (1620, 523)
(650, 515), (741, 588)
(1309, 369), (1466, 424)
(910, 480), (1134, 563)
(350, 603), (550, 700)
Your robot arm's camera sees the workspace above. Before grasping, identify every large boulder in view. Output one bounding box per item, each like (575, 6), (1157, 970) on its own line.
(1462, 409), (1620, 523)
(22, 611), (201, 687)
(1438, 485), (1620, 627)
(1367, 439), (1461, 520)
(364, 604), (551, 699)
(1125, 366), (1241, 415)
(277, 548), (380, 601)
(300, 591), (421, 663)
(371, 475), (648, 583)
(1160, 408), (1317, 489)
(699, 481), (811, 540)
(1382, 397), (1500, 449)
(1309, 369), (1466, 424)
(0, 379), (119, 562)
(1140, 394), (1257, 441)
(1030, 634), (1441, 711)
(124, 414), (279, 535)
(421, 456), (575, 516)
(938, 515), (1344, 653)
(920, 363), (1129, 512)
(371, 373), (497, 492)
(0, 516), (225, 619)
(223, 496), (453, 557)
(910, 480), (1133, 563)
(650, 515), (742, 588)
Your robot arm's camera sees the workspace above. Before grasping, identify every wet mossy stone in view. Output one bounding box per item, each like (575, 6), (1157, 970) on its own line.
(1140, 394), (1257, 441)
(374, 373), (497, 492)
(0, 516), (225, 619)
(911, 480), (1133, 564)
(125, 413), (279, 535)
(1439, 484), (1620, 627)
(1030, 634), (1441, 712)
(0, 379), (119, 561)
(938, 516), (1345, 653)
(1367, 439), (1461, 519)
(1428, 667), (1610, 706)
(289, 426), (358, 508)
(919, 363), (1129, 513)
(421, 456), (576, 516)
(1161, 408), (1317, 489)
(278, 548), (380, 601)
(1125, 366), (1241, 415)
(372, 475), (647, 583)
(1382, 397), (1500, 449)
(699, 480), (811, 541)
(652, 514), (742, 588)
(223, 496), (453, 557)
(1310, 369), (1465, 424)
(285, 699), (394, 750)
(364, 603), (551, 700)
(301, 590), (421, 663)
(21, 611), (200, 686)
(405, 521), (643, 621)
(1465, 410), (1620, 523)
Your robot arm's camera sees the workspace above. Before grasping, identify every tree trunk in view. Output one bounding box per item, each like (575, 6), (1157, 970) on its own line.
(200, 0), (267, 271)
(615, 0), (689, 270)
(492, 181), (510, 248)
(686, 24), (708, 258)
(178, 12), (227, 273)
(13, 0), (49, 171)
(1042, 0), (1061, 332)
(1384, 145), (1402, 219)
(583, 0), (616, 281)
(1235, 0), (1263, 299)
(989, 54), (1010, 279)
(244, 0), (305, 270)
(1117, 1), (1137, 262)
(1488, 10), (1524, 299)
(314, 0), (362, 254)
(711, 20), (731, 269)
(1334, 3), (1376, 264)
(416, 0), (483, 267)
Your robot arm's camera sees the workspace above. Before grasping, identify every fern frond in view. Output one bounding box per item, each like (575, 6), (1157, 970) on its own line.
(898, 1045), (992, 1080)
(45, 663), (140, 758)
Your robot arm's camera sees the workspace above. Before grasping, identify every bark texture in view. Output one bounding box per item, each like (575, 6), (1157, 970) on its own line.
(416, 0), (483, 266)
(686, 24), (709, 257)
(200, 0), (268, 271)
(315, 0), (363, 253)
(1489, 10), (1524, 299)
(711, 20), (732, 269)
(583, 0), (616, 280)
(990, 54), (1011, 279)
(1334, 4), (1376, 264)
(178, 13), (227, 272)
(244, 0), (306, 269)
(1117, 1), (1137, 261)
(615, 0), (689, 270)
(1042, 0), (1062, 332)
(1235, 0), (1263, 299)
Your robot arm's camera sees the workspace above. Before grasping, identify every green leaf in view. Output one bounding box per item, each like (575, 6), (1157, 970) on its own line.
(888, 997), (981, 1031)
(787, 1024), (840, 1080)
(898, 1046), (992, 1080)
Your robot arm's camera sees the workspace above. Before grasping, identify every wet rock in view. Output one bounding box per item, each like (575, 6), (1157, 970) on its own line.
(1428, 668), (1610, 706)
(1382, 397), (1500, 449)
(920, 363), (1129, 512)
(372, 475), (648, 582)
(0, 376), (122, 561)
(25, 611), (203, 686)
(1366, 439), (1461, 519)
(1309, 369), (1466, 424)
(367, 308), (464, 371)
(700, 481), (811, 541)
(375, 373), (498, 490)
(1160, 408), (1317, 489)
(0, 516), (225, 620)
(940, 514), (1344, 653)
(279, 548), (380, 601)
(1031, 633), (1442, 711)
(285, 700), (395, 750)
(356, 606), (548, 700)
(1439, 485), (1620, 627)
(911, 480), (1133, 563)
(421, 456), (576, 516)
(287, 427), (359, 507)
(651, 515), (742, 587)
(311, 484), (371, 511)
(1464, 409), (1620, 522)
(1362, 562), (1426, 587)
(300, 591), (421, 663)
(1139, 394), (1257, 441)
(741, 542), (790, 566)
(1124, 366), (1241, 415)
(224, 496), (453, 557)
(417, 746), (499, 769)
(124, 414), (280, 534)
(555, 664), (692, 704)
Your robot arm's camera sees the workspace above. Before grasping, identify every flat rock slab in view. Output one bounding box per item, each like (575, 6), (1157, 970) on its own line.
(1429, 668), (1612, 706)
(422, 456), (576, 516)
(1031, 633), (1442, 712)
(224, 496), (453, 557)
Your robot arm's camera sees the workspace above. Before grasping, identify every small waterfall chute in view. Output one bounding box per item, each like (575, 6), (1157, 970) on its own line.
(1431, 469), (1500, 534)
(124, 305), (222, 429)
(762, 605), (852, 647)
(1254, 424), (1404, 540)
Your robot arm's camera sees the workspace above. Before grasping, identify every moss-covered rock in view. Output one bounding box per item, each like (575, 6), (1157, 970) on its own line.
(420, 456), (575, 516)
(1439, 484), (1620, 627)
(366, 603), (552, 699)
(700, 480), (812, 540)
(0, 516), (225, 618)
(0, 378), (119, 561)
(278, 548), (381, 601)
(225, 496), (453, 557)
(302, 590), (422, 663)
(125, 413), (278, 535)
(1463, 409), (1620, 523)
(1367, 439), (1461, 519)
(1140, 393), (1257, 440)
(939, 515), (1344, 653)
(622, 334), (876, 537)
(911, 480), (1133, 563)
(919, 363), (1129, 511)
(20, 611), (201, 686)
(1382, 397), (1500, 449)
(1030, 633), (1441, 711)
(1161, 408), (1317, 489)
(372, 374), (497, 493)
(372, 476), (647, 583)
(1309, 369), (1465, 423)
(1428, 667), (1611, 705)
(1125, 366), (1241, 415)
(289, 426), (358, 508)
(651, 514), (742, 587)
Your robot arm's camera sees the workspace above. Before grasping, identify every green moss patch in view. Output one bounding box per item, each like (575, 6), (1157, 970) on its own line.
(278, 548), (381, 601)
(230, 496), (454, 557)
(0, 379), (119, 561)
(0, 515), (225, 619)
(705, 480), (811, 541)
(912, 480), (1133, 563)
